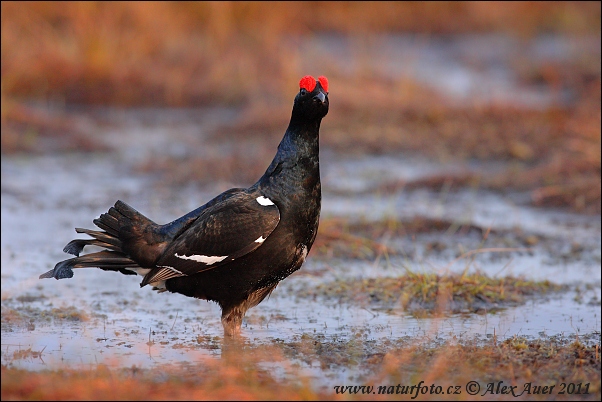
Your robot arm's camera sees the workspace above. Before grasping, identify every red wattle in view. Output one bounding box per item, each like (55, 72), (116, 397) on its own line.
(318, 76), (328, 92)
(299, 75), (316, 92)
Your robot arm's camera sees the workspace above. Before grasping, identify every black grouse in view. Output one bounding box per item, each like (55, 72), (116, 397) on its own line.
(40, 75), (329, 336)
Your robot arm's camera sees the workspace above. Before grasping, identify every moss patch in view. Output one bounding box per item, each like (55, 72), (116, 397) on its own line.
(296, 271), (567, 317)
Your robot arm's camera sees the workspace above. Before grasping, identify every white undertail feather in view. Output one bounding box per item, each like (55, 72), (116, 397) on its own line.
(126, 267), (152, 276)
(126, 267), (166, 292)
(150, 280), (166, 291)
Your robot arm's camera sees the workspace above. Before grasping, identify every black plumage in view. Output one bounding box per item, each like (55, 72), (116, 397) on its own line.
(40, 75), (329, 336)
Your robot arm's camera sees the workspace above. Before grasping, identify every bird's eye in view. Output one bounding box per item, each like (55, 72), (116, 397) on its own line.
(300, 88), (307, 96)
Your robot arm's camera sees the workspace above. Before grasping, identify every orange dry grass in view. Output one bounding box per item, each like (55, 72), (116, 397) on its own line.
(369, 339), (601, 401)
(1, 2), (600, 106)
(3, 338), (599, 401)
(1, 346), (324, 401)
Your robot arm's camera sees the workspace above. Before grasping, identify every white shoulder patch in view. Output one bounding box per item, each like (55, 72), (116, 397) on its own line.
(175, 253), (227, 265)
(256, 196), (274, 206)
(255, 236), (266, 244)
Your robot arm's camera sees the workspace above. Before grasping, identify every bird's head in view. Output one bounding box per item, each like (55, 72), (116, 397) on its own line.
(292, 75), (329, 121)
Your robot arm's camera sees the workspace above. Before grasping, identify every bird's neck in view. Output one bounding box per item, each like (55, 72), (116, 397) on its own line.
(280, 119), (321, 158)
(258, 118), (321, 185)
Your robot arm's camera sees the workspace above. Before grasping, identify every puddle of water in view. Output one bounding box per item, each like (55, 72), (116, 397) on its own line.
(322, 153), (504, 194)
(323, 190), (601, 251)
(2, 263), (599, 381)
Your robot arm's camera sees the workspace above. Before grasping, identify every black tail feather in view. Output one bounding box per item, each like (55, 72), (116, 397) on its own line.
(42, 199), (160, 280)
(113, 200), (147, 221)
(93, 213), (119, 236)
(69, 250), (138, 268)
(40, 251), (140, 280)
(63, 239), (122, 256)
(74, 228), (123, 249)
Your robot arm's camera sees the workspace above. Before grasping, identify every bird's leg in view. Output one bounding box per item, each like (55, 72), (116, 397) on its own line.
(220, 285), (277, 337)
(221, 307), (244, 337)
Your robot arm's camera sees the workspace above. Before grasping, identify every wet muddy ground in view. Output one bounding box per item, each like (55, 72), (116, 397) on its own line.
(1, 109), (600, 388)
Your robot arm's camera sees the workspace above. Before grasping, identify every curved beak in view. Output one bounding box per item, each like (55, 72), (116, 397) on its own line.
(313, 91), (326, 104)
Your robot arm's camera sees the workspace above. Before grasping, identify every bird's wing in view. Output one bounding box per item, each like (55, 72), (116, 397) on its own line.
(140, 191), (280, 286)
(157, 188), (245, 240)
